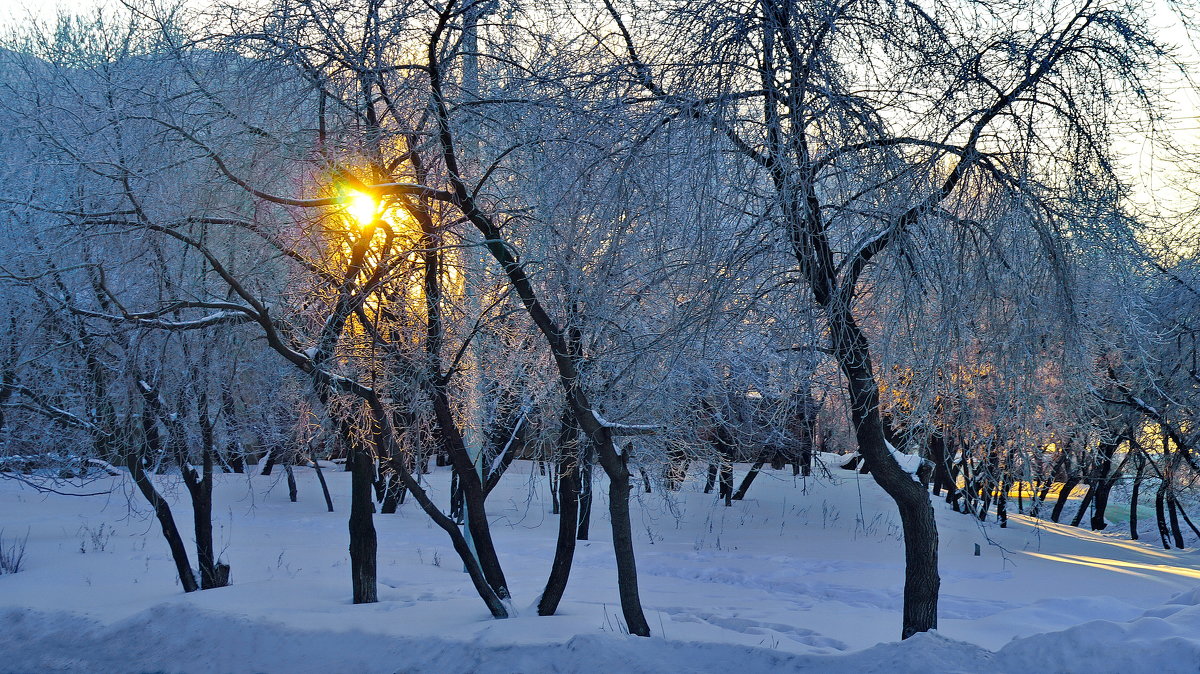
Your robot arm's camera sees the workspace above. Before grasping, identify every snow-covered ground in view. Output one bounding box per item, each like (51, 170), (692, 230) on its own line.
(2, 456), (1199, 672)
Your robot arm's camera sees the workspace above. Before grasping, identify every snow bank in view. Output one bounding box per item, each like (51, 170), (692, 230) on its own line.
(4, 595), (1200, 673)
(997, 587), (1200, 672)
(0, 604), (992, 673)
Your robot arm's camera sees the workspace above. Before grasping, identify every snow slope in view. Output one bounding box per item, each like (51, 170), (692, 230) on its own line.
(1, 456), (1199, 672)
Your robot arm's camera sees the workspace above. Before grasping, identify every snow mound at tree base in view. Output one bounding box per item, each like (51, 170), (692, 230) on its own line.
(3, 591), (1199, 674)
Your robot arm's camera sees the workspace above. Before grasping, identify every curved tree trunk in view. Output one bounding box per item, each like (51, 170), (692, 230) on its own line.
(539, 410), (581, 616)
(604, 448), (650, 636)
(313, 459), (335, 513)
(829, 309), (938, 638)
(1156, 484), (1172, 549)
(1051, 476), (1080, 523)
(127, 445), (197, 593)
(1167, 493), (1186, 549)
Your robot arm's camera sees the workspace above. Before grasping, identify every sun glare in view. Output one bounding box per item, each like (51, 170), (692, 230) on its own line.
(345, 191), (379, 227)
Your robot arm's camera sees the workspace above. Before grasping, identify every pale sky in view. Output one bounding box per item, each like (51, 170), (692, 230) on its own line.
(0, 0), (108, 26)
(0, 0), (1195, 219)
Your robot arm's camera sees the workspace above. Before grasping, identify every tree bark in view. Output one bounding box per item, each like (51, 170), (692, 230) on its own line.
(829, 309), (938, 638)
(606, 450), (649, 635)
(733, 455), (768, 500)
(1050, 476), (1080, 523)
(364, 399), (508, 617)
(577, 441), (594, 540)
(1156, 484), (1172, 549)
(347, 434), (378, 604)
(1088, 438), (1121, 531)
(126, 445), (197, 593)
(1167, 493), (1186, 549)
(286, 463), (298, 503)
(427, 384), (511, 600)
(1070, 486), (1094, 528)
(1129, 456), (1143, 540)
(313, 460), (334, 512)
(539, 410), (581, 616)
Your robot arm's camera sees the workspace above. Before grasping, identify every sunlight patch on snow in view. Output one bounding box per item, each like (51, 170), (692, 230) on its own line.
(1010, 516), (1177, 559)
(1023, 551), (1200, 582)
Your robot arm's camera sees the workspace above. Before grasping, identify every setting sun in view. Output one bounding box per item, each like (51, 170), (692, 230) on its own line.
(344, 190), (378, 226)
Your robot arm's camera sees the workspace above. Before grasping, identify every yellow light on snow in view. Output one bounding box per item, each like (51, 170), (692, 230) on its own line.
(345, 191), (378, 227)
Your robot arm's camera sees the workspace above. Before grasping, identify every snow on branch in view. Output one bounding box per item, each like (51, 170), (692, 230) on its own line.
(887, 440), (932, 483)
(591, 409), (661, 436)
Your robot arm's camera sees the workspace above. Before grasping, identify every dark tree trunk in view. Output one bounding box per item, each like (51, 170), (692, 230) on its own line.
(577, 441), (594, 541)
(606, 448), (650, 636)
(220, 387), (245, 473)
(347, 437), (378, 604)
(372, 472), (387, 503)
(449, 467), (464, 523)
(286, 463), (298, 503)
(796, 392), (816, 477)
(426, 385), (511, 600)
(539, 410), (581, 616)
(703, 463), (717, 493)
(191, 375), (226, 589)
(483, 410), (524, 497)
(1167, 493), (1186, 549)
(127, 425), (197, 594)
(313, 460), (334, 512)
(733, 455), (767, 500)
(945, 439), (963, 511)
(1017, 472), (1026, 514)
(1129, 456), (1144, 540)
(192, 449), (222, 589)
(380, 473), (402, 514)
(956, 454), (973, 514)
(226, 445), (245, 474)
(829, 310), (938, 639)
(260, 448), (277, 476)
(799, 439), (813, 476)
(663, 447), (688, 490)
(483, 449), (519, 497)
(1070, 486), (1093, 528)
(1156, 484), (1172, 549)
(1090, 482), (1114, 531)
(538, 456), (579, 615)
(719, 460), (734, 507)
(549, 459), (560, 515)
(996, 476), (1008, 528)
(364, 398), (508, 618)
(142, 378), (226, 591)
(1088, 438), (1121, 531)
(710, 420), (735, 506)
(427, 28), (645, 633)
(929, 433), (951, 498)
(128, 453), (198, 593)
(1050, 476), (1080, 523)
(1031, 450), (1066, 518)
(977, 462), (993, 522)
(1176, 500), (1200, 540)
